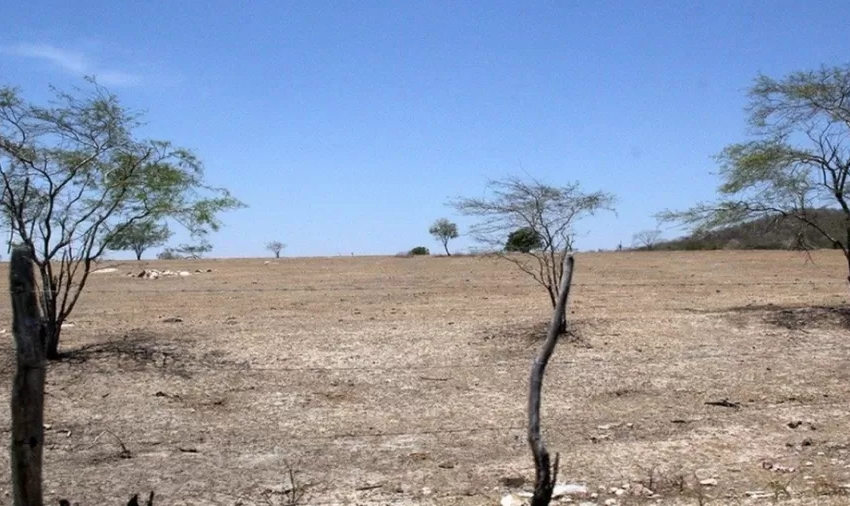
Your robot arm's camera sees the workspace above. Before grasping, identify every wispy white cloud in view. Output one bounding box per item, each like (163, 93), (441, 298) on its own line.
(3, 43), (143, 87)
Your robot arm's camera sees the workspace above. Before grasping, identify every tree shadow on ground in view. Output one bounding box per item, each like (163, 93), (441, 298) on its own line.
(57, 328), (193, 377)
(480, 319), (592, 348)
(726, 303), (850, 331)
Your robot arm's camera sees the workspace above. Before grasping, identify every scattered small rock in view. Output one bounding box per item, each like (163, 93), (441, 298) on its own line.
(762, 461), (795, 473)
(788, 421), (803, 429)
(437, 461), (455, 469)
(162, 317), (183, 323)
(699, 478), (718, 486)
(552, 484), (588, 497)
(746, 491), (772, 499)
(92, 267), (118, 274)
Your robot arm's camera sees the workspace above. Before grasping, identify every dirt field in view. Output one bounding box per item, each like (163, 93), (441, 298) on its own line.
(1, 250), (849, 505)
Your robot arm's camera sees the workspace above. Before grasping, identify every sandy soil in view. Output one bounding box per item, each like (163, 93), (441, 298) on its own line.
(0, 250), (849, 505)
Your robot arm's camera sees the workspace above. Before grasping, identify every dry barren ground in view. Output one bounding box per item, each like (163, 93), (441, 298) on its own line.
(1, 250), (849, 505)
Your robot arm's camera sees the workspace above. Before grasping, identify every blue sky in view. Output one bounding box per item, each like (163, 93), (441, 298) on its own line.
(2, 1), (850, 258)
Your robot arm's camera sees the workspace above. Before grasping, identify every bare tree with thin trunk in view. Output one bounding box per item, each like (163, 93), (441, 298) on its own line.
(450, 176), (614, 330)
(528, 254), (574, 506)
(632, 229), (663, 250)
(266, 240), (286, 258)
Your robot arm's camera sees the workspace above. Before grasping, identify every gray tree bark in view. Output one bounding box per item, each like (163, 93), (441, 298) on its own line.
(528, 254), (574, 506)
(9, 247), (46, 506)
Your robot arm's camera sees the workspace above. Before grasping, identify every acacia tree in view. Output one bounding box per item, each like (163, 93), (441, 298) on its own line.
(266, 240), (285, 258)
(107, 220), (172, 260)
(428, 218), (458, 256)
(658, 64), (850, 285)
(0, 79), (244, 359)
(451, 176), (615, 323)
(632, 229), (663, 250)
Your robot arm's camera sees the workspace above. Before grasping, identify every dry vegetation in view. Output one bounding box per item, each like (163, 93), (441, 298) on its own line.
(0, 250), (849, 505)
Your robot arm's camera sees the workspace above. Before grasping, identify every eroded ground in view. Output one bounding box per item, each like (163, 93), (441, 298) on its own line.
(0, 250), (849, 505)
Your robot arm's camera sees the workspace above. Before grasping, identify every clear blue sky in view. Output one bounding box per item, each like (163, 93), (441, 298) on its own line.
(2, 1), (850, 258)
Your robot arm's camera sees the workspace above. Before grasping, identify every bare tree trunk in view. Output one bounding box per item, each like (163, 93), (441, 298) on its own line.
(43, 319), (60, 360)
(9, 247), (45, 506)
(443, 241), (451, 256)
(528, 254), (574, 506)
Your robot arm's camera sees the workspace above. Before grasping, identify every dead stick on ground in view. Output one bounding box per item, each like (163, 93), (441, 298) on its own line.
(528, 254), (574, 506)
(9, 247), (46, 506)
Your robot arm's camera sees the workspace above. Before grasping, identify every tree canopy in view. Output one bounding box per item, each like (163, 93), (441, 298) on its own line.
(505, 227), (543, 253)
(428, 218), (459, 255)
(0, 79), (245, 358)
(451, 176), (615, 317)
(658, 63), (850, 283)
(107, 220), (172, 260)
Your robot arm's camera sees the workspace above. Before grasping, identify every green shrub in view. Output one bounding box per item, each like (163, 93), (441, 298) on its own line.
(505, 227), (543, 253)
(409, 246), (430, 256)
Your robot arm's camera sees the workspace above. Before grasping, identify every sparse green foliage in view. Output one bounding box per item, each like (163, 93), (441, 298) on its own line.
(107, 220), (172, 260)
(409, 246), (430, 255)
(0, 79), (245, 358)
(658, 64), (850, 285)
(451, 176), (615, 317)
(428, 218), (459, 255)
(266, 240), (285, 258)
(505, 227), (543, 253)
(174, 241), (213, 259)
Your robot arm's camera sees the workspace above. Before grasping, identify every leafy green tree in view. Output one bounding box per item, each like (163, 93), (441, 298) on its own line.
(0, 79), (245, 358)
(505, 227), (543, 253)
(428, 218), (459, 255)
(451, 176), (615, 319)
(107, 220), (172, 260)
(658, 64), (850, 285)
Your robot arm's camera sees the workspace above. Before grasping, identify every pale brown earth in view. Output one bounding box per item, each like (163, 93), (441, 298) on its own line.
(0, 250), (849, 505)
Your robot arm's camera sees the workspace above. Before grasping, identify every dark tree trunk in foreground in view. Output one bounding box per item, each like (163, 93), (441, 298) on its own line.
(528, 254), (575, 506)
(9, 247), (46, 506)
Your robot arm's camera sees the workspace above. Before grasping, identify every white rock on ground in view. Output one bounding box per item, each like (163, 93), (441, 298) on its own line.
(553, 484), (589, 497)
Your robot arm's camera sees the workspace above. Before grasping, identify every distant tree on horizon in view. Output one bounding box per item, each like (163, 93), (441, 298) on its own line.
(428, 218), (459, 255)
(266, 240), (286, 258)
(505, 227), (543, 253)
(107, 221), (172, 260)
(632, 229), (663, 250)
